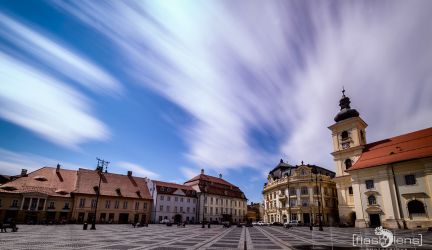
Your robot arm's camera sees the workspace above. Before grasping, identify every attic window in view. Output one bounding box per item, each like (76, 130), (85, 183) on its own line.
(93, 186), (99, 193)
(34, 176), (48, 181)
(0, 186), (17, 191)
(116, 188), (122, 196)
(55, 189), (69, 195)
(136, 191), (141, 197)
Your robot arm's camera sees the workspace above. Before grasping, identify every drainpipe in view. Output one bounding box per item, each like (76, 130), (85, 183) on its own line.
(391, 164), (407, 229)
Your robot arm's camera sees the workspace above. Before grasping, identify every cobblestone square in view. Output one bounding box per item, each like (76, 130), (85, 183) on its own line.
(0, 225), (431, 249)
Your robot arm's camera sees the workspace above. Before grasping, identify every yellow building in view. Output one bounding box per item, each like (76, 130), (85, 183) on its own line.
(0, 165), (153, 224)
(329, 90), (432, 229)
(263, 160), (338, 225)
(0, 165), (76, 224)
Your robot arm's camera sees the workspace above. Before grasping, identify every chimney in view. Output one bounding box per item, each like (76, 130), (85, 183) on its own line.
(127, 171), (132, 177)
(219, 173), (222, 179)
(56, 163), (61, 173)
(201, 169), (204, 175)
(21, 169), (27, 177)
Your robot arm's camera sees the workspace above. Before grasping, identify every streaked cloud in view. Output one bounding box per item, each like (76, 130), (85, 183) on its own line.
(180, 167), (198, 180)
(0, 13), (121, 95)
(116, 161), (159, 179)
(50, 1), (432, 172)
(0, 148), (84, 176)
(0, 52), (110, 148)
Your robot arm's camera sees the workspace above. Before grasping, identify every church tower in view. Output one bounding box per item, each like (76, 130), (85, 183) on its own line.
(328, 88), (367, 225)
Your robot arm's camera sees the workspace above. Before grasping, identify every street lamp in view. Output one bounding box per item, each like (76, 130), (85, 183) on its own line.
(201, 182), (207, 228)
(313, 166), (323, 231)
(285, 167), (292, 225)
(90, 158), (109, 230)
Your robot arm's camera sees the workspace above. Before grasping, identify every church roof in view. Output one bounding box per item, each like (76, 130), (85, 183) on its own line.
(347, 127), (432, 171)
(184, 173), (246, 199)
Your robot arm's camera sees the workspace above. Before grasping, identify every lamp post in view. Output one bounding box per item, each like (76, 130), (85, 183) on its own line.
(310, 170), (313, 231)
(201, 182), (207, 228)
(314, 166), (323, 231)
(90, 158), (109, 230)
(285, 167), (292, 225)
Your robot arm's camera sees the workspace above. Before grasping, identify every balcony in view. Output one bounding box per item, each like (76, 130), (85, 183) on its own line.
(278, 195), (287, 201)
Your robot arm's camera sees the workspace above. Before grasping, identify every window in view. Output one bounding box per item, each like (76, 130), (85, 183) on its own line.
(344, 159), (352, 169)
(160, 205), (163, 211)
(211, 197), (213, 205)
(167, 196), (171, 201)
(0, 199), (2, 207)
(79, 198), (85, 208)
(348, 186), (353, 195)
(210, 207), (213, 214)
(204, 207), (207, 214)
(48, 201), (55, 209)
(105, 200), (111, 209)
(405, 175), (416, 185)
(407, 200), (426, 216)
(135, 202), (140, 210)
(114, 200), (120, 209)
(368, 195), (376, 205)
(289, 188), (296, 196)
(64, 202), (70, 209)
(123, 201), (128, 209)
(341, 131), (348, 140)
(187, 207), (190, 213)
(193, 199), (196, 204)
(175, 206), (178, 212)
(180, 207), (183, 212)
(180, 198), (184, 202)
(365, 180), (374, 189)
(301, 187), (309, 195)
(143, 202), (147, 210)
(175, 197), (178, 202)
(193, 207), (195, 213)
(11, 199), (19, 208)
(215, 208), (218, 214)
(289, 199), (297, 207)
(301, 199), (309, 207)
(187, 198), (190, 203)
(160, 195), (164, 201)
(166, 205), (170, 212)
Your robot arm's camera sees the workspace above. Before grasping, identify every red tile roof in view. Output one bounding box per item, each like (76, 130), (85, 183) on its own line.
(0, 166), (77, 197)
(153, 180), (197, 197)
(75, 169), (152, 199)
(347, 127), (432, 171)
(184, 174), (246, 199)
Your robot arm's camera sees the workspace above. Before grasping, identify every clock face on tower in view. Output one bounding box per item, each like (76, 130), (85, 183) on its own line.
(342, 142), (350, 149)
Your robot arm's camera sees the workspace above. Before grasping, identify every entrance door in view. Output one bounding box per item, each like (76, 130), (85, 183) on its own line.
(174, 214), (182, 223)
(303, 213), (310, 225)
(118, 213), (129, 224)
(369, 214), (381, 227)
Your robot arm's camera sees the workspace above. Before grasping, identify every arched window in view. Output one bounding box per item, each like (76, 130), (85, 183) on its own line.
(408, 200), (426, 216)
(345, 159), (352, 169)
(341, 131), (349, 140)
(368, 195), (376, 205)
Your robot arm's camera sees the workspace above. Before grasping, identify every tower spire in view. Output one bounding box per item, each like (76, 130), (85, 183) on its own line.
(334, 88), (359, 122)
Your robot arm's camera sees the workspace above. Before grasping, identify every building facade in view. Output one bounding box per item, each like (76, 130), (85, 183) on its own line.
(147, 180), (198, 223)
(329, 90), (432, 229)
(72, 169), (152, 224)
(246, 202), (264, 222)
(263, 160), (338, 226)
(0, 165), (153, 224)
(184, 169), (247, 223)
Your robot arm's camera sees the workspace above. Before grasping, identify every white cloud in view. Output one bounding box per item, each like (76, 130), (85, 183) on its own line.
(0, 52), (110, 149)
(0, 13), (121, 95)
(180, 167), (198, 180)
(116, 161), (159, 179)
(0, 148), (84, 176)
(55, 1), (432, 173)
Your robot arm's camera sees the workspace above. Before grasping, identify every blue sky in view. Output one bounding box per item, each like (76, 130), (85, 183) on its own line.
(1, 1), (431, 202)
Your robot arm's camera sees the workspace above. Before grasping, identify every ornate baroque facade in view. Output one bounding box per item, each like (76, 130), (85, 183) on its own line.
(329, 90), (432, 229)
(263, 160), (338, 225)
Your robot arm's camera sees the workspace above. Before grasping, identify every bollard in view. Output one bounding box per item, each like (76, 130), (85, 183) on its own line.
(83, 222), (88, 230)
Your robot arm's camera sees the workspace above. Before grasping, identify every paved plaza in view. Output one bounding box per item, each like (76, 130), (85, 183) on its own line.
(0, 224), (431, 249)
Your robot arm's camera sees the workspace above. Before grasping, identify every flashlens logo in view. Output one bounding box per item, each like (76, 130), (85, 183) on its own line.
(352, 226), (422, 248)
(374, 226), (393, 248)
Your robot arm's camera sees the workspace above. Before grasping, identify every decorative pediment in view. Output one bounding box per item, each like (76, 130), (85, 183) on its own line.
(365, 205), (383, 214)
(364, 190), (380, 196)
(173, 189), (186, 196)
(401, 192), (429, 199)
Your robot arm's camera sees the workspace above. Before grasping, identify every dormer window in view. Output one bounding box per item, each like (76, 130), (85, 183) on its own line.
(116, 188), (122, 196)
(34, 176), (48, 181)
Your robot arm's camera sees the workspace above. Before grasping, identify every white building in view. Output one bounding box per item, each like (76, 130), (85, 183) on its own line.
(147, 180), (198, 223)
(184, 169), (248, 223)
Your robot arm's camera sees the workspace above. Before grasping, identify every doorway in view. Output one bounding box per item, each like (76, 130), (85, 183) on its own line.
(118, 213), (129, 224)
(303, 213), (310, 224)
(369, 214), (381, 227)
